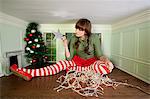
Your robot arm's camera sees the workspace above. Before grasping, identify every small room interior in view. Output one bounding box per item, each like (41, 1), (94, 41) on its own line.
(0, 0), (150, 99)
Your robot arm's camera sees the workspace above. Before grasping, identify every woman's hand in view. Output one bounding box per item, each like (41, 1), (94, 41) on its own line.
(98, 56), (110, 66)
(99, 56), (114, 71)
(61, 36), (68, 48)
(99, 56), (109, 63)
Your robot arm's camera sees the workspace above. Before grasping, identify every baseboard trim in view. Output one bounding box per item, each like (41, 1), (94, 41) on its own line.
(0, 73), (4, 77)
(116, 66), (150, 84)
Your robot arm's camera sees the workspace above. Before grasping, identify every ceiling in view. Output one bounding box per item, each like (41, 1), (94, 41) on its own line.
(1, 0), (150, 24)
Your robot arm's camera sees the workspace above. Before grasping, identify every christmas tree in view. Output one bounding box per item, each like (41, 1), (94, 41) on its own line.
(24, 22), (49, 68)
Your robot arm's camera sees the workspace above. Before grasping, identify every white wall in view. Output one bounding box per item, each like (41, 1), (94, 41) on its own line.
(0, 12), (27, 53)
(0, 12), (28, 75)
(111, 10), (150, 84)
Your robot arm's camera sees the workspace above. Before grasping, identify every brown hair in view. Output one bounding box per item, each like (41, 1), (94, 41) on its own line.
(74, 18), (92, 55)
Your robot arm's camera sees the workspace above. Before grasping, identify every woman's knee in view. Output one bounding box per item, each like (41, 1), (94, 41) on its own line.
(92, 62), (113, 75)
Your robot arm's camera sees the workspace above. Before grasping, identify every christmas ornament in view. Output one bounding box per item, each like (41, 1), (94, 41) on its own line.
(45, 56), (48, 59)
(29, 34), (33, 37)
(31, 29), (36, 33)
(32, 46), (36, 49)
(30, 60), (32, 63)
(36, 44), (40, 48)
(30, 50), (34, 53)
(32, 59), (36, 63)
(28, 41), (32, 44)
(24, 38), (29, 41)
(34, 39), (38, 42)
(26, 47), (30, 51)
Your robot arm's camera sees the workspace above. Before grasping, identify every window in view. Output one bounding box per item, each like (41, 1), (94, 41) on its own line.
(44, 33), (56, 64)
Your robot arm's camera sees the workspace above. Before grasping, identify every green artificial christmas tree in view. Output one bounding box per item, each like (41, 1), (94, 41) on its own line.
(24, 22), (49, 68)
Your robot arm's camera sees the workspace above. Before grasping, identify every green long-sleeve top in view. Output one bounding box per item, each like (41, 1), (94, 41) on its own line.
(67, 34), (102, 60)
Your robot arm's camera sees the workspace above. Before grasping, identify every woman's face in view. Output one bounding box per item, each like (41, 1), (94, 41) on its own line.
(75, 28), (86, 38)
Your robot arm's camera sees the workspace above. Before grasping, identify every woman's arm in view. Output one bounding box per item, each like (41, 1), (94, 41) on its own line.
(62, 36), (70, 58)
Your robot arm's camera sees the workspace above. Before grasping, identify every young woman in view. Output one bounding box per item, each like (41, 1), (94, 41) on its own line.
(10, 18), (114, 81)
